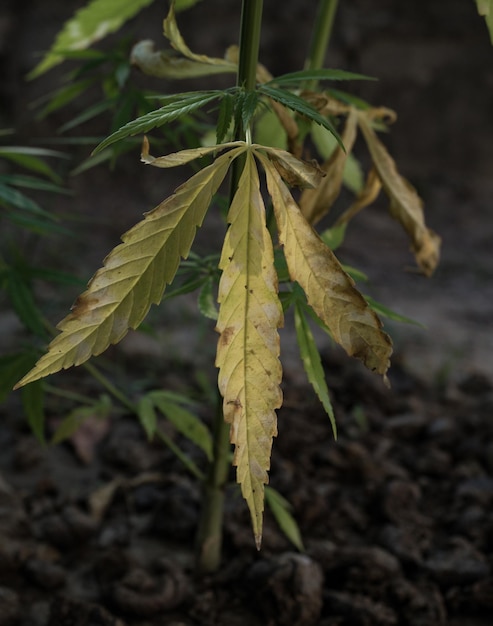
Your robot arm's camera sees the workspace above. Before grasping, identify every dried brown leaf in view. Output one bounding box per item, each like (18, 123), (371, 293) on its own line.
(300, 107), (358, 225)
(358, 113), (441, 276)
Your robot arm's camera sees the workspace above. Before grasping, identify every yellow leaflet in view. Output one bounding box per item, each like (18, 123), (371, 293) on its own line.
(141, 136), (244, 168)
(358, 113), (441, 276)
(259, 153), (392, 378)
(215, 151), (283, 548)
(260, 145), (324, 189)
(335, 167), (382, 227)
(300, 107), (358, 225)
(16, 147), (245, 389)
(163, 3), (236, 70)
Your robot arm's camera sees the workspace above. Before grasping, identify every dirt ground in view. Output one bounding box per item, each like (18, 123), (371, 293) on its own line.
(1, 0), (493, 624)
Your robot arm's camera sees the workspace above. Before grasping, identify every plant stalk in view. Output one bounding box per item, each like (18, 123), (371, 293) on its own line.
(195, 391), (232, 573)
(305, 0), (340, 90)
(195, 0), (264, 574)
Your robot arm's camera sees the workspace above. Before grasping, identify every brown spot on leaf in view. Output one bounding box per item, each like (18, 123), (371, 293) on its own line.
(218, 326), (235, 347)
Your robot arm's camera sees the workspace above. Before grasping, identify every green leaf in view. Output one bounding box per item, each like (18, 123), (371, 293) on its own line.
(0, 182), (54, 217)
(0, 150), (65, 184)
(198, 278), (218, 320)
(0, 174), (70, 195)
(150, 391), (213, 461)
(28, 0), (156, 78)
(267, 68), (375, 86)
(259, 85), (343, 149)
(294, 301), (337, 438)
(265, 486), (304, 551)
(216, 93), (235, 144)
(137, 394), (158, 440)
(6, 270), (47, 338)
(15, 147), (244, 388)
(364, 296), (425, 327)
(320, 223), (347, 251)
(51, 395), (112, 444)
(21, 381), (46, 444)
(37, 79), (95, 118)
(93, 91), (224, 154)
(58, 98), (116, 133)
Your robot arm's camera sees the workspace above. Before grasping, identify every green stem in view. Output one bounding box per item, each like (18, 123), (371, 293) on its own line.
(82, 361), (135, 413)
(305, 0), (340, 90)
(195, 391), (232, 573)
(195, 0), (264, 575)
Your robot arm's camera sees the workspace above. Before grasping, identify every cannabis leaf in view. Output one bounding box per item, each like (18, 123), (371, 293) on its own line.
(215, 150), (283, 548)
(259, 152), (392, 379)
(358, 113), (441, 276)
(15, 147), (245, 388)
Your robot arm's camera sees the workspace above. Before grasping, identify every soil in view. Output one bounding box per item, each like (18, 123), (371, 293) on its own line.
(1, 0), (493, 624)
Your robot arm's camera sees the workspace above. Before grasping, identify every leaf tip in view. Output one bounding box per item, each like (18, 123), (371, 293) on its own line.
(255, 533), (262, 551)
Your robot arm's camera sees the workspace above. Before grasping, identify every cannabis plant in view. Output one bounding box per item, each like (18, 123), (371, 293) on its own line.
(15, 0), (444, 570)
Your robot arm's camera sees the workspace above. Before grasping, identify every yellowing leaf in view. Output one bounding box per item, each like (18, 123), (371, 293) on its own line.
(358, 113), (441, 276)
(130, 40), (236, 79)
(300, 108), (358, 225)
(141, 136), (244, 168)
(259, 153), (392, 378)
(215, 151), (283, 548)
(260, 146), (325, 189)
(163, 3), (237, 71)
(16, 149), (243, 388)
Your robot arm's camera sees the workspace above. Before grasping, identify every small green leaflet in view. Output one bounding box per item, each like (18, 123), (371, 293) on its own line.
(148, 391), (213, 461)
(51, 395), (112, 444)
(266, 68), (375, 86)
(93, 91), (225, 153)
(265, 486), (304, 551)
(294, 300), (337, 438)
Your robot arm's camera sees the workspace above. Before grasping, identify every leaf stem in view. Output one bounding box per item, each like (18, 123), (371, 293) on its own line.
(305, 0), (340, 91)
(82, 361), (135, 413)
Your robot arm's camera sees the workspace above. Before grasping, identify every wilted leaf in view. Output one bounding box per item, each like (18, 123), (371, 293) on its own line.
(358, 113), (441, 276)
(141, 136), (243, 168)
(130, 40), (236, 79)
(260, 154), (392, 378)
(300, 107), (358, 225)
(29, 0), (155, 78)
(335, 167), (382, 227)
(215, 150), (283, 548)
(261, 146), (325, 189)
(163, 2), (237, 71)
(15, 148), (243, 388)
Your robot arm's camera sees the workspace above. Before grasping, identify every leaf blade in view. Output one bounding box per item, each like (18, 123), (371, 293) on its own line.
(260, 153), (392, 379)
(16, 148), (242, 388)
(215, 150), (284, 548)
